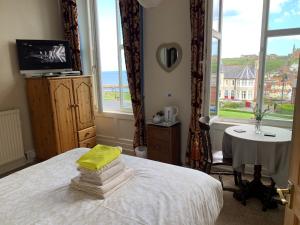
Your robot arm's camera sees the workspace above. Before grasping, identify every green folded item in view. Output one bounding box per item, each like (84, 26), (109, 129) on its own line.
(77, 144), (121, 171)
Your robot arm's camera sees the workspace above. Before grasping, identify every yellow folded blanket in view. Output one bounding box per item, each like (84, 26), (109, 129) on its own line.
(77, 144), (122, 171)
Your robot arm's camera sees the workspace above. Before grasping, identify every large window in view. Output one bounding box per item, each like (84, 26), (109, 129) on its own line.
(95, 0), (132, 113)
(207, 0), (300, 122)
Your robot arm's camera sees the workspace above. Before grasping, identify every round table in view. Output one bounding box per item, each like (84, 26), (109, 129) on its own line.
(222, 124), (292, 210)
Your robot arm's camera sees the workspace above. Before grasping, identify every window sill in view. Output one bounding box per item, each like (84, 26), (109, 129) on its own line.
(211, 116), (293, 129)
(96, 111), (134, 120)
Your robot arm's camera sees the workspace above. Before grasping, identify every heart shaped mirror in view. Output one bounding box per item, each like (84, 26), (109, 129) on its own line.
(156, 43), (182, 72)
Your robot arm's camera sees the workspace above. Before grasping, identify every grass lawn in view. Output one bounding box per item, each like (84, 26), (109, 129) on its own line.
(219, 109), (253, 119)
(219, 108), (293, 121)
(103, 91), (131, 101)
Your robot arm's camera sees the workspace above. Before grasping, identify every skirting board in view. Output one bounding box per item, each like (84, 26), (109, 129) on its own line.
(0, 157), (27, 175)
(96, 135), (135, 156)
(0, 150), (36, 176)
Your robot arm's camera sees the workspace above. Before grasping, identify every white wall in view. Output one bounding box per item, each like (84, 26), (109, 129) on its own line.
(144, 0), (191, 163)
(0, 0), (64, 154)
(95, 113), (135, 154)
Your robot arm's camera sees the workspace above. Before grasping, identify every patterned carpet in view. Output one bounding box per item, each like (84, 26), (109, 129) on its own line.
(214, 175), (284, 225)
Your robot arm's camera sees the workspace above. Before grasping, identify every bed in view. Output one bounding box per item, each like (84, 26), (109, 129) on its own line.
(0, 148), (223, 225)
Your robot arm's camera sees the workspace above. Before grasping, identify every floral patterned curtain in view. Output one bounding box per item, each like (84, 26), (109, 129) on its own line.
(119, 0), (146, 148)
(186, 0), (206, 169)
(61, 0), (82, 72)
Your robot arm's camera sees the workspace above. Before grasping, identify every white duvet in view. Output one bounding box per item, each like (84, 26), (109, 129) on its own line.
(0, 148), (223, 225)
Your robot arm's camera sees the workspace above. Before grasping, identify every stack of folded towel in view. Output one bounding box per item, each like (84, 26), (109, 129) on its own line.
(71, 144), (134, 199)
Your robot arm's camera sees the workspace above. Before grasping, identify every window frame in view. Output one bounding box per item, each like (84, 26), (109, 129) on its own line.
(90, 0), (132, 115)
(205, 0), (223, 116)
(206, 0), (299, 126)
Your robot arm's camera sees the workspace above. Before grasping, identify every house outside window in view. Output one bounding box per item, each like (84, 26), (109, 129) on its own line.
(207, 0), (299, 122)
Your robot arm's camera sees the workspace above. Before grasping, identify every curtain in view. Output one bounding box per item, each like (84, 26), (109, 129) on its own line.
(61, 0), (82, 72)
(119, 0), (146, 149)
(186, 0), (206, 169)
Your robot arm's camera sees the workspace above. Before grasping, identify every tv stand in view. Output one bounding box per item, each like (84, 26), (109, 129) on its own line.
(24, 71), (81, 78)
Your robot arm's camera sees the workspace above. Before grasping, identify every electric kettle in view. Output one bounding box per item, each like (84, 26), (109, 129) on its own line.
(164, 106), (179, 123)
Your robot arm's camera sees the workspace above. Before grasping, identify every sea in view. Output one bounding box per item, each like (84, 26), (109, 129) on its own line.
(101, 71), (129, 92)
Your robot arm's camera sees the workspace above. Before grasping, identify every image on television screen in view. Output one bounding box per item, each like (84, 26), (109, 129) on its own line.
(24, 44), (66, 64)
(16, 39), (72, 72)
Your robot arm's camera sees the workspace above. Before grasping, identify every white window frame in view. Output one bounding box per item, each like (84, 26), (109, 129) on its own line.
(206, 0), (299, 127)
(257, 0), (300, 113)
(205, 0), (223, 116)
(89, 0), (132, 115)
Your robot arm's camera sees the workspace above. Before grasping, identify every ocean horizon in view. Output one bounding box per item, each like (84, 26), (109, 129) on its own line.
(101, 71), (127, 85)
(101, 71), (129, 92)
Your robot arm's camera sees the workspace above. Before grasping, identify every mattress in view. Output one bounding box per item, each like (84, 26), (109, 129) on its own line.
(0, 148), (223, 225)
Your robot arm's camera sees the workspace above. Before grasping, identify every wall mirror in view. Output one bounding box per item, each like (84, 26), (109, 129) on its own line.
(156, 43), (182, 72)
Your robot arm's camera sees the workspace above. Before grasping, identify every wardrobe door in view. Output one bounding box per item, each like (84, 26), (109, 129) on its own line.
(72, 77), (95, 130)
(49, 79), (78, 153)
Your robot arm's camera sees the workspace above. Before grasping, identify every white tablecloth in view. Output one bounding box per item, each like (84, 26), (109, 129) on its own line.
(222, 125), (292, 187)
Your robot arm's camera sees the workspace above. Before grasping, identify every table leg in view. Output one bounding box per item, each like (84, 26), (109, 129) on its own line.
(233, 165), (278, 211)
(254, 165), (262, 180)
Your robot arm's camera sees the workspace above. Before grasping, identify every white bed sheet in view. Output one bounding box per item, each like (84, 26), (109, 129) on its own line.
(0, 148), (223, 225)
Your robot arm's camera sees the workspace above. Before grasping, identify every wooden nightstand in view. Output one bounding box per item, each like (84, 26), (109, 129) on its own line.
(147, 123), (181, 165)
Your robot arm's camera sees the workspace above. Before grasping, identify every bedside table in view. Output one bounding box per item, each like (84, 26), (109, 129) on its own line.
(147, 123), (181, 165)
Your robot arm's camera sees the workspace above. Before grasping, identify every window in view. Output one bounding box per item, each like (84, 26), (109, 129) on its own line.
(225, 90), (229, 99)
(208, 0), (300, 121)
(242, 91), (246, 100)
(95, 0), (132, 113)
(248, 90), (253, 99)
(249, 80), (254, 86)
(232, 80), (235, 85)
(231, 90), (235, 99)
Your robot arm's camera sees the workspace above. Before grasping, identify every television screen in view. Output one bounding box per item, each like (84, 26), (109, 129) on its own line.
(16, 39), (72, 73)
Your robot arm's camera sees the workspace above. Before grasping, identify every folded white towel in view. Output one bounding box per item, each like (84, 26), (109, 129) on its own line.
(80, 168), (124, 186)
(78, 157), (121, 174)
(71, 168), (134, 198)
(79, 161), (125, 185)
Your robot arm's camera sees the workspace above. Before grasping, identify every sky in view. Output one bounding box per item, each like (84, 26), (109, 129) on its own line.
(97, 0), (125, 71)
(98, 0), (300, 71)
(220, 0), (300, 58)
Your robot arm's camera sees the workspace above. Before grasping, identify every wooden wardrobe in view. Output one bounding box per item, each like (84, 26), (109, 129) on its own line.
(26, 75), (96, 161)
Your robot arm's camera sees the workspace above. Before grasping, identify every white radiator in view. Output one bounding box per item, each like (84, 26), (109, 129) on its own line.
(0, 109), (25, 166)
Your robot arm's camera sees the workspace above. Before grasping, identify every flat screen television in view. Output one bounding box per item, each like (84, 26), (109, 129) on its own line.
(16, 39), (72, 74)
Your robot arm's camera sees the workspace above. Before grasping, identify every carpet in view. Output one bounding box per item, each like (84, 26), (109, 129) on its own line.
(215, 175), (284, 225)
